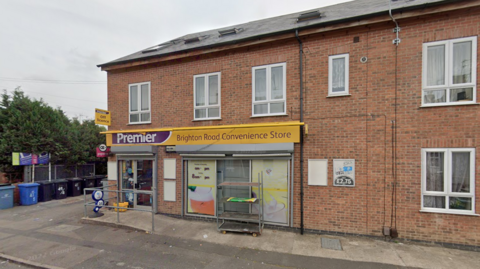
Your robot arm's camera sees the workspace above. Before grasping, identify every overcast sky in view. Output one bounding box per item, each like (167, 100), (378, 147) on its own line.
(0, 0), (350, 120)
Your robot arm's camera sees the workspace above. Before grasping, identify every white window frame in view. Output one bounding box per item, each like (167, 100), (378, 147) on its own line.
(193, 72), (221, 120)
(252, 62), (287, 116)
(422, 36), (477, 106)
(421, 148), (476, 215)
(328, 53), (349, 96)
(128, 82), (151, 124)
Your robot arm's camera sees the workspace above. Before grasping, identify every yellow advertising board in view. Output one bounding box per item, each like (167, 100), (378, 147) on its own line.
(95, 108), (111, 126)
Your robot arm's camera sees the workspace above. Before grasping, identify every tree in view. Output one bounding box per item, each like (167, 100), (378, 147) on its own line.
(0, 88), (106, 174)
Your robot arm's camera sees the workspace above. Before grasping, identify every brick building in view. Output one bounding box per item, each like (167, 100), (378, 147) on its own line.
(98, 0), (480, 249)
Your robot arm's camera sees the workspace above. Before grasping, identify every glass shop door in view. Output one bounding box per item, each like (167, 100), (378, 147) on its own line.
(119, 160), (153, 208)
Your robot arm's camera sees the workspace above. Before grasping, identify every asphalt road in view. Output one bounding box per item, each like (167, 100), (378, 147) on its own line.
(0, 198), (407, 269)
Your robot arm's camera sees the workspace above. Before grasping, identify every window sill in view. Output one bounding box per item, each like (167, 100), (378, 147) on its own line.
(250, 114), (288, 118)
(327, 94), (351, 98)
(420, 102), (479, 108)
(127, 122), (152, 126)
(192, 118), (222, 122)
(419, 209), (479, 216)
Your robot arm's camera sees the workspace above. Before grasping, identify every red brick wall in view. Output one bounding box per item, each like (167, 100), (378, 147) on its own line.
(156, 151), (183, 215)
(106, 6), (480, 246)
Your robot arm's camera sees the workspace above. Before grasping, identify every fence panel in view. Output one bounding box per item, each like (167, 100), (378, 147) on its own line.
(77, 164), (95, 178)
(34, 166), (49, 181)
(55, 165), (76, 179)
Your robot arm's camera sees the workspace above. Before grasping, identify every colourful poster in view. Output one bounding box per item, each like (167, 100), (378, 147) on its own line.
(38, 152), (49, 164)
(333, 159), (355, 187)
(12, 152), (49, 165)
(187, 160), (216, 216)
(251, 160), (289, 224)
(12, 153), (19, 166)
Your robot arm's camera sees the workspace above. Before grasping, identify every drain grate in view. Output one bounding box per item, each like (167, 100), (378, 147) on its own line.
(321, 237), (343, 250)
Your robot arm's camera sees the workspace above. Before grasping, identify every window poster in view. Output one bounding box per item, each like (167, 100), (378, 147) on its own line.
(187, 160), (216, 216)
(333, 159), (355, 187)
(251, 160), (289, 224)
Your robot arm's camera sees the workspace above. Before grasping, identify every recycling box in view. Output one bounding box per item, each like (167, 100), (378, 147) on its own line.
(83, 176), (96, 194)
(66, 178), (83, 197)
(18, 183), (40, 206)
(94, 175), (106, 190)
(53, 179), (68, 200)
(0, 185), (15, 209)
(37, 181), (54, 202)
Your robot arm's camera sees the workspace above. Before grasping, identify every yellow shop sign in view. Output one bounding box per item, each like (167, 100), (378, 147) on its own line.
(104, 122), (302, 146)
(171, 125), (299, 145)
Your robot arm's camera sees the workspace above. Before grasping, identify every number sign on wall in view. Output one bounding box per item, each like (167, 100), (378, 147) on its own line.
(333, 159), (355, 187)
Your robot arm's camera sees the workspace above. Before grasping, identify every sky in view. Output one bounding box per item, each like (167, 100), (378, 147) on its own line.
(0, 0), (351, 120)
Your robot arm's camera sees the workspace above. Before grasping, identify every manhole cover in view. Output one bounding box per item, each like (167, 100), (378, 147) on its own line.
(321, 238), (342, 250)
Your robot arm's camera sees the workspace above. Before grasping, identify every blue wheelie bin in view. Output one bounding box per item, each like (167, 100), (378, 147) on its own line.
(0, 184), (15, 209)
(18, 183), (40, 206)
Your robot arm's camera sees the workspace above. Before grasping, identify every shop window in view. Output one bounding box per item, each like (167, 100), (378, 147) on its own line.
(129, 82), (151, 124)
(185, 159), (290, 225)
(187, 160), (217, 216)
(251, 159), (289, 224)
(194, 72), (221, 120)
(328, 53), (349, 96)
(422, 37), (477, 106)
(252, 63), (286, 116)
(421, 148), (475, 215)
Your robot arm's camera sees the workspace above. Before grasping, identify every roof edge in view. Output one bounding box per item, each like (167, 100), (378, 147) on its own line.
(97, 0), (463, 69)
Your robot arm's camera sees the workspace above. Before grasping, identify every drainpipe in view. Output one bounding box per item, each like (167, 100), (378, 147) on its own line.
(389, 1), (399, 238)
(295, 29), (304, 235)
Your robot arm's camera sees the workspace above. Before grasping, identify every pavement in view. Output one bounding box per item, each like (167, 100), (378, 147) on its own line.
(0, 197), (479, 269)
(82, 207), (480, 269)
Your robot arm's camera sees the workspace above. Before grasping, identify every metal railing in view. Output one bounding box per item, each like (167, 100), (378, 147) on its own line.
(83, 184), (156, 232)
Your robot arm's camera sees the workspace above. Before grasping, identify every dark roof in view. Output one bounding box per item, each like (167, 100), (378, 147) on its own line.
(98, 0), (449, 68)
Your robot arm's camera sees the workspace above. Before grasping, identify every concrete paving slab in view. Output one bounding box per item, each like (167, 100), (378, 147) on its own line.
(0, 231), (13, 240)
(0, 235), (100, 268)
(203, 255), (280, 269)
(394, 244), (480, 269)
(252, 229), (296, 253)
(341, 238), (406, 266)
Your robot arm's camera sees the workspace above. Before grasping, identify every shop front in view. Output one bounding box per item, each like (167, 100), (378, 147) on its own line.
(103, 122), (303, 227)
(110, 146), (158, 212)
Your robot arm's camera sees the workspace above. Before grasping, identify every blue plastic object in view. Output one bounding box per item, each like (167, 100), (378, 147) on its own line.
(92, 190), (103, 201)
(0, 185), (15, 209)
(18, 183), (40, 206)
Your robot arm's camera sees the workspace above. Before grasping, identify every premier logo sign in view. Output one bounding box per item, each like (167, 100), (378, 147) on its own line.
(113, 132), (171, 145)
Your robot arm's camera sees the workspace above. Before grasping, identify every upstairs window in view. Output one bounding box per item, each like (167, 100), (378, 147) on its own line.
(422, 37), (477, 106)
(194, 72), (221, 120)
(328, 53), (349, 96)
(421, 148), (475, 215)
(129, 82), (151, 124)
(252, 63), (286, 116)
